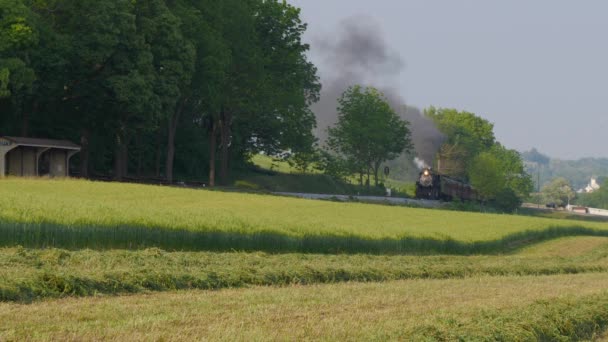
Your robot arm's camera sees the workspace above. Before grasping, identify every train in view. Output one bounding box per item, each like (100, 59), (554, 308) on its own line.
(415, 167), (478, 201)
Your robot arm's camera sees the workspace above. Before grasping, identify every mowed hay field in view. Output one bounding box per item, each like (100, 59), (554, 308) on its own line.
(0, 273), (608, 341)
(3, 273), (608, 340)
(2, 178), (608, 340)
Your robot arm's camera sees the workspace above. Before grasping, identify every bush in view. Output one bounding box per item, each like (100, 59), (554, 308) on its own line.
(234, 180), (260, 190)
(443, 200), (486, 213)
(493, 188), (522, 213)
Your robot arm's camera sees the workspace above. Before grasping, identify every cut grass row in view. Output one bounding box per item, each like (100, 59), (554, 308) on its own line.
(2, 237), (608, 302)
(2, 273), (608, 340)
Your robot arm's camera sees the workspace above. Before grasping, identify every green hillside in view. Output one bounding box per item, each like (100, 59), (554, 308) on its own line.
(522, 149), (608, 190)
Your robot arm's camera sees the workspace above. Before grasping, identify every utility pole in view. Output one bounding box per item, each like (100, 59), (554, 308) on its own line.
(537, 164), (541, 208)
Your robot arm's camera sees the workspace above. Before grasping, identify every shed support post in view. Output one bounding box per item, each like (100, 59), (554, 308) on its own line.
(0, 146), (17, 178)
(67, 151), (79, 177)
(35, 147), (50, 176)
(0, 149), (5, 178)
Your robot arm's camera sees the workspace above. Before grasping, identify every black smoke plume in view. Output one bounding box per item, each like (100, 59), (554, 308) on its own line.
(311, 16), (444, 179)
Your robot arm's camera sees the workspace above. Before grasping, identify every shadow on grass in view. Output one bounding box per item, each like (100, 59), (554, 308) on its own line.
(2, 220), (608, 255)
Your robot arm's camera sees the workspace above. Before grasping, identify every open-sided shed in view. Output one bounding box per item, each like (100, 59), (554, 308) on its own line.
(0, 137), (81, 178)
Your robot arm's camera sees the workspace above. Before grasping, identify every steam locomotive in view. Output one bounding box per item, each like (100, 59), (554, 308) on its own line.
(415, 168), (478, 201)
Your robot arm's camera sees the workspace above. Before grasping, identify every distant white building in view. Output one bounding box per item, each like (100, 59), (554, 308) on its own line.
(584, 178), (601, 193)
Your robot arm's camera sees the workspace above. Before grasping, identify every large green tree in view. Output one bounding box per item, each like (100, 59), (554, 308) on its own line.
(427, 107), (531, 211)
(136, 0), (195, 183)
(184, 0), (320, 186)
(247, 0), (320, 156)
(33, 0), (157, 179)
(426, 107), (495, 178)
(541, 177), (576, 207)
(468, 152), (505, 201)
(0, 0), (37, 134)
(328, 85), (413, 186)
(468, 144), (533, 211)
(0, 0), (37, 97)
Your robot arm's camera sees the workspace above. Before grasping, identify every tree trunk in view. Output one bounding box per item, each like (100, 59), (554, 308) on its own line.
(21, 115), (28, 137)
(219, 109), (232, 185)
(208, 120), (217, 187)
(79, 128), (90, 178)
(155, 128), (163, 178)
(114, 144), (123, 181)
(136, 132), (143, 179)
(166, 99), (185, 184)
(121, 142), (128, 178)
(373, 162), (380, 186)
(113, 146), (127, 180)
(114, 129), (128, 181)
(21, 100), (38, 137)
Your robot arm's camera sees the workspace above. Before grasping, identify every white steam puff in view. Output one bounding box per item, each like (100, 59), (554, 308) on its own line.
(414, 157), (429, 170)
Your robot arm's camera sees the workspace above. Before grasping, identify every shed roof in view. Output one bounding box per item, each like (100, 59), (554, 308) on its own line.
(2, 136), (81, 150)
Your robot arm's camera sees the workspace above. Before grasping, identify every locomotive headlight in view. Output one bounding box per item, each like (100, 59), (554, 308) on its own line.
(424, 170), (429, 176)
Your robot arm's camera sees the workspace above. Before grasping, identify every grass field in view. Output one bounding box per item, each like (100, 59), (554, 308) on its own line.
(1, 178), (608, 254)
(249, 154), (319, 174)
(248, 154), (416, 196)
(2, 273), (608, 340)
(2, 178), (608, 339)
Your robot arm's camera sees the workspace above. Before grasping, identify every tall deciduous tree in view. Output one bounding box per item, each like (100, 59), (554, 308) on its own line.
(193, 0), (263, 186)
(0, 0), (37, 134)
(136, 0), (195, 183)
(468, 152), (505, 201)
(328, 85), (413, 187)
(46, 0), (152, 179)
(541, 177), (575, 207)
(193, 0), (320, 186)
(246, 0), (320, 157)
(468, 144), (533, 211)
(426, 106), (495, 178)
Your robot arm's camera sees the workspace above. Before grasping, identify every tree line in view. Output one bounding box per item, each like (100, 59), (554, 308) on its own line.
(0, 0), (320, 185)
(1, 0), (533, 210)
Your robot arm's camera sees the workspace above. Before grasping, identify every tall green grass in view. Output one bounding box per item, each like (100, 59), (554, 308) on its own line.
(1, 178), (606, 241)
(1, 178), (608, 254)
(3, 219), (608, 254)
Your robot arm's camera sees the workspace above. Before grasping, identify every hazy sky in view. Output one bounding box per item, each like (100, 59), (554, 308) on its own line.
(289, 0), (608, 160)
